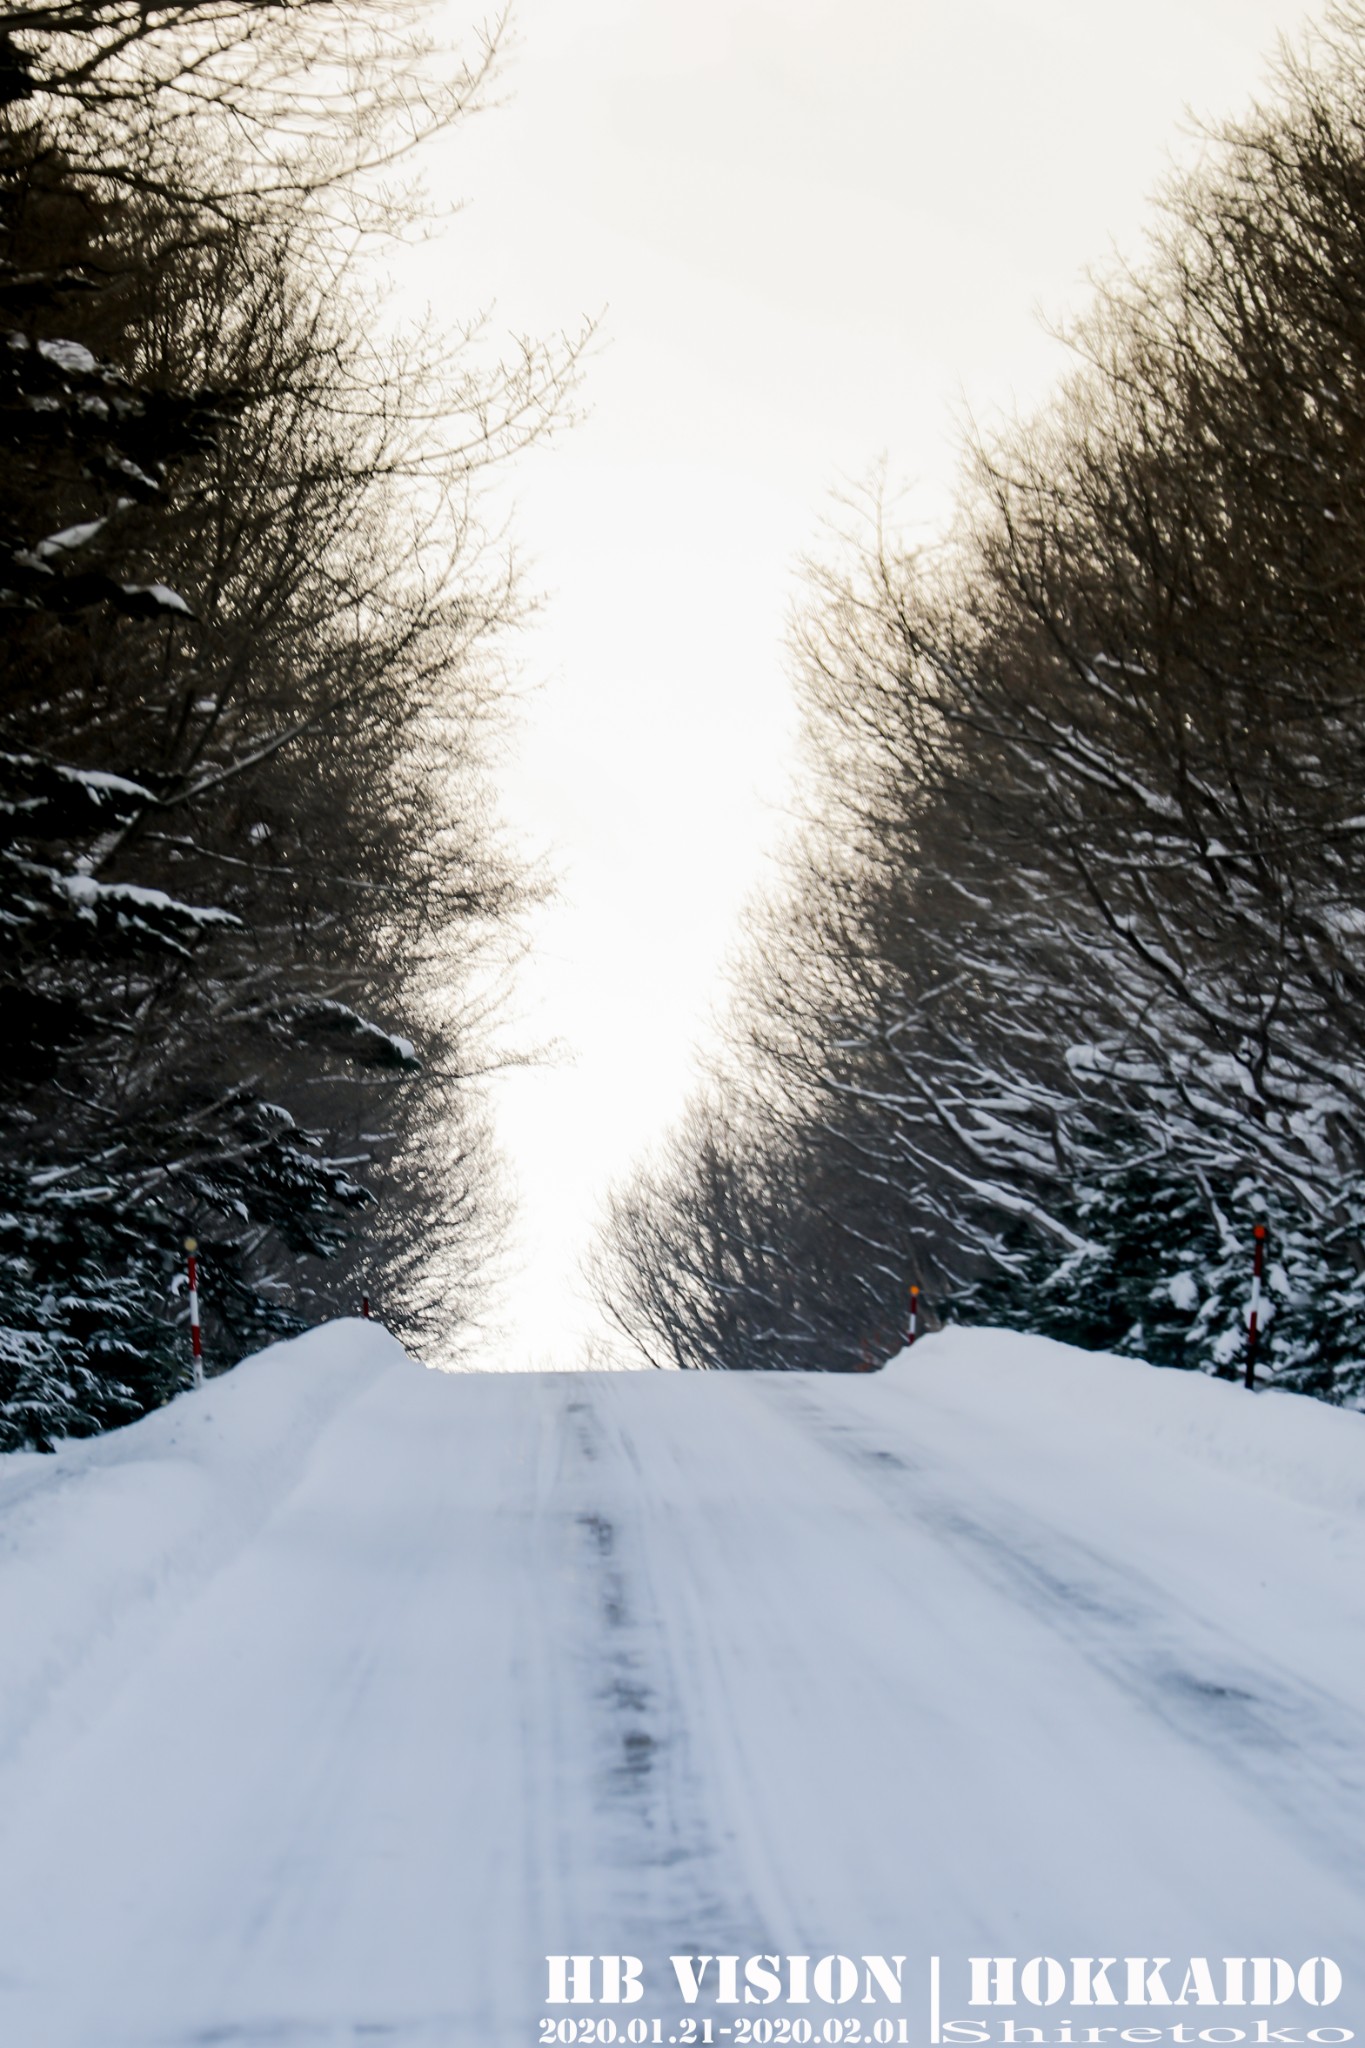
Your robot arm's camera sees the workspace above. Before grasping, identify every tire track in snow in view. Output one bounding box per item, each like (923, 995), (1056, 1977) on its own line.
(767, 1380), (1365, 1889)
(535, 1379), (814, 1971)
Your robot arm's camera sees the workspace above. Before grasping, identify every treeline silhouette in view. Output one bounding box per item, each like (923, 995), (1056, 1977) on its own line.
(0, 3), (581, 1444)
(598, 7), (1365, 1397)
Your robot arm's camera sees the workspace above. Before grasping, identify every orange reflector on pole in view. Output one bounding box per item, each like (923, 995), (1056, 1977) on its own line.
(1245, 1224), (1267, 1390)
(185, 1237), (203, 1389)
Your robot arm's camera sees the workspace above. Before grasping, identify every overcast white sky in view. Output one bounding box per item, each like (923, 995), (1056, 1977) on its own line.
(416, 0), (1316, 1370)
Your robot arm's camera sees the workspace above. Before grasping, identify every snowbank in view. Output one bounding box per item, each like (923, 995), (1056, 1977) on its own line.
(888, 1324), (1365, 1522)
(0, 1318), (412, 1776)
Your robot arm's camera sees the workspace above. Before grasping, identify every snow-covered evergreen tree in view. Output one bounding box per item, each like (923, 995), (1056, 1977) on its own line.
(0, 4), (579, 1444)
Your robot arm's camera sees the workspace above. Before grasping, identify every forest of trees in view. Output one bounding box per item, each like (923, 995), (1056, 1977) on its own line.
(0, 1), (581, 1446)
(597, 6), (1365, 1402)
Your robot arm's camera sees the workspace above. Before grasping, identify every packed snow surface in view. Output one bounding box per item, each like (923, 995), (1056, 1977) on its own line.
(1, 1324), (1364, 2046)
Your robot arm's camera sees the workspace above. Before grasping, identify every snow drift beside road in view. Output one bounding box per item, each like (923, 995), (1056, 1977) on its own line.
(0, 1319), (414, 1779)
(881, 1326), (1365, 1712)
(1, 1319), (1364, 2048)
(893, 1323), (1365, 1519)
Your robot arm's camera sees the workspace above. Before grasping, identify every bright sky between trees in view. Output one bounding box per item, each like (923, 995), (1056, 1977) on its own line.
(418, 0), (1317, 1370)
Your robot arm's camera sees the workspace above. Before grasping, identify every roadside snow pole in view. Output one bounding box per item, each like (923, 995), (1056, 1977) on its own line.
(361, 1291), (371, 1320)
(185, 1237), (204, 1389)
(907, 1283), (920, 1348)
(1245, 1224), (1267, 1390)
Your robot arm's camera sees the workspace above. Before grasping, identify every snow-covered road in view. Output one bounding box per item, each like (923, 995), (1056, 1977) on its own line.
(2, 1324), (1364, 2047)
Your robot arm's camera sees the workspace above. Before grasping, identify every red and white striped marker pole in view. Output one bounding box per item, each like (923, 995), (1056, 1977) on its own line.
(185, 1236), (203, 1390)
(1245, 1224), (1267, 1390)
(907, 1283), (920, 1347)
